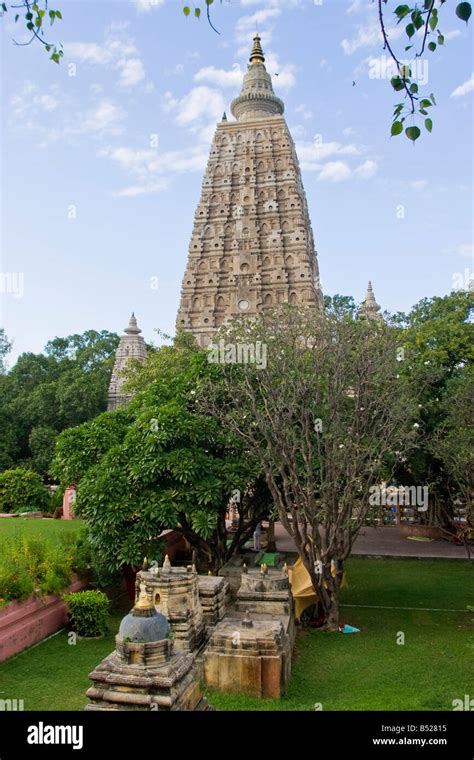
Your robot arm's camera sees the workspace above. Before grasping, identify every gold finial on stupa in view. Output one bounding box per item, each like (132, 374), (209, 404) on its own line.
(249, 33), (265, 64)
(133, 582), (155, 617)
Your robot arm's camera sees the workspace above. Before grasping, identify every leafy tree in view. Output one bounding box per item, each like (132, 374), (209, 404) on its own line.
(29, 425), (58, 476)
(0, 468), (50, 513)
(0, 329), (12, 374)
(0, 330), (119, 478)
(52, 342), (271, 575)
(323, 294), (357, 318)
(394, 290), (473, 525)
(201, 305), (418, 630)
(430, 365), (474, 511)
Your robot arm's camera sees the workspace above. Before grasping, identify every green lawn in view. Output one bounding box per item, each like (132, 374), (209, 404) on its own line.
(0, 558), (472, 711)
(0, 517), (83, 546)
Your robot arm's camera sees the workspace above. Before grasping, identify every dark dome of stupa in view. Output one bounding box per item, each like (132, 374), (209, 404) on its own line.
(118, 588), (170, 643)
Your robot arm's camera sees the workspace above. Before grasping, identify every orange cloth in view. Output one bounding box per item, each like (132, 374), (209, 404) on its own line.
(287, 557), (347, 620)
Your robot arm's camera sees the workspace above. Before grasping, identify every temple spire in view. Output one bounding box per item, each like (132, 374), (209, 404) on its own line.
(230, 34), (284, 121)
(249, 33), (265, 64)
(124, 312), (142, 335)
(107, 313), (147, 410)
(360, 281), (382, 321)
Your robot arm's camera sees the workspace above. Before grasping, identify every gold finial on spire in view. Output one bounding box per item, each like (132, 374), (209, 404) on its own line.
(249, 33), (265, 64)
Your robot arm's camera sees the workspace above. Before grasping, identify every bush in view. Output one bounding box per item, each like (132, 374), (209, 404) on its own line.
(0, 528), (90, 604)
(64, 590), (110, 637)
(0, 468), (49, 514)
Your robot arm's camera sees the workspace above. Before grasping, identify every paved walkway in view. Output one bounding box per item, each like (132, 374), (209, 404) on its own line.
(274, 523), (471, 560)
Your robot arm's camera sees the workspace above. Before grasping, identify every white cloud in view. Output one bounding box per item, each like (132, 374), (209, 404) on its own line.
(117, 58), (145, 87)
(346, 0), (365, 13)
(297, 138), (360, 169)
(290, 124), (307, 139)
(194, 64), (244, 89)
(11, 83), (60, 117)
(236, 6), (281, 37)
(450, 73), (474, 98)
(295, 104), (313, 120)
(10, 82), (125, 146)
(444, 30), (462, 41)
(342, 14), (403, 55)
(173, 86), (226, 126)
(83, 101), (125, 135)
(67, 41), (110, 66)
(132, 0), (165, 12)
(410, 179), (428, 192)
(354, 159), (377, 179)
(261, 51), (296, 90)
(100, 143), (209, 197)
(68, 23), (148, 89)
(318, 161), (352, 183)
(454, 243), (474, 259)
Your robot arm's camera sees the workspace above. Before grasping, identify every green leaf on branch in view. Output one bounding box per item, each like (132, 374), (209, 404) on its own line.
(425, 118), (433, 132)
(406, 126), (421, 142)
(183, 6), (191, 16)
(406, 22), (416, 38)
(420, 99), (432, 107)
(195, 7), (201, 17)
(395, 4), (410, 20)
(410, 82), (418, 93)
(455, 2), (472, 23)
(391, 121), (404, 136)
(428, 41), (436, 51)
(412, 11), (424, 30)
(391, 76), (405, 92)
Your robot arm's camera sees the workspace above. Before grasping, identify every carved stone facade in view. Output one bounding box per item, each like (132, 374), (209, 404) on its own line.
(107, 313), (147, 411)
(176, 35), (323, 348)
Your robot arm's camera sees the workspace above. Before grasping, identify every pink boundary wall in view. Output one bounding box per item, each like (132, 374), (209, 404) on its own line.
(0, 576), (87, 663)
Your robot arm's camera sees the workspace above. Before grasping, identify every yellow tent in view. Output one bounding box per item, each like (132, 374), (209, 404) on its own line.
(287, 557), (347, 620)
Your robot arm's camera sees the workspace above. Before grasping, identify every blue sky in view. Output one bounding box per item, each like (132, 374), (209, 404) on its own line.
(1, 0), (472, 363)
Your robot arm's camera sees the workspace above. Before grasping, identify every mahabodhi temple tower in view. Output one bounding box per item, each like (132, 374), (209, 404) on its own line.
(176, 34), (324, 347)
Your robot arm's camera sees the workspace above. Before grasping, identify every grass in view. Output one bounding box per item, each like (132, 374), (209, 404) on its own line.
(0, 606), (128, 712)
(0, 517), (83, 547)
(0, 558), (472, 711)
(208, 558), (474, 711)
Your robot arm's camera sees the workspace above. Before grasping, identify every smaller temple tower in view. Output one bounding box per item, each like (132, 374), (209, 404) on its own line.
(107, 313), (147, 411)
(360, 281), (383, 321)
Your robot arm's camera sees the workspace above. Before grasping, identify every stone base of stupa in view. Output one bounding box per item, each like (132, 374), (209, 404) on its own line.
(85, 639), (211, 711)
(203, 616), (292, 699)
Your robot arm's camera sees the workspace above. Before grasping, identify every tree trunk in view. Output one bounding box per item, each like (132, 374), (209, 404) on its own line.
(266, 519), (276, 552)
